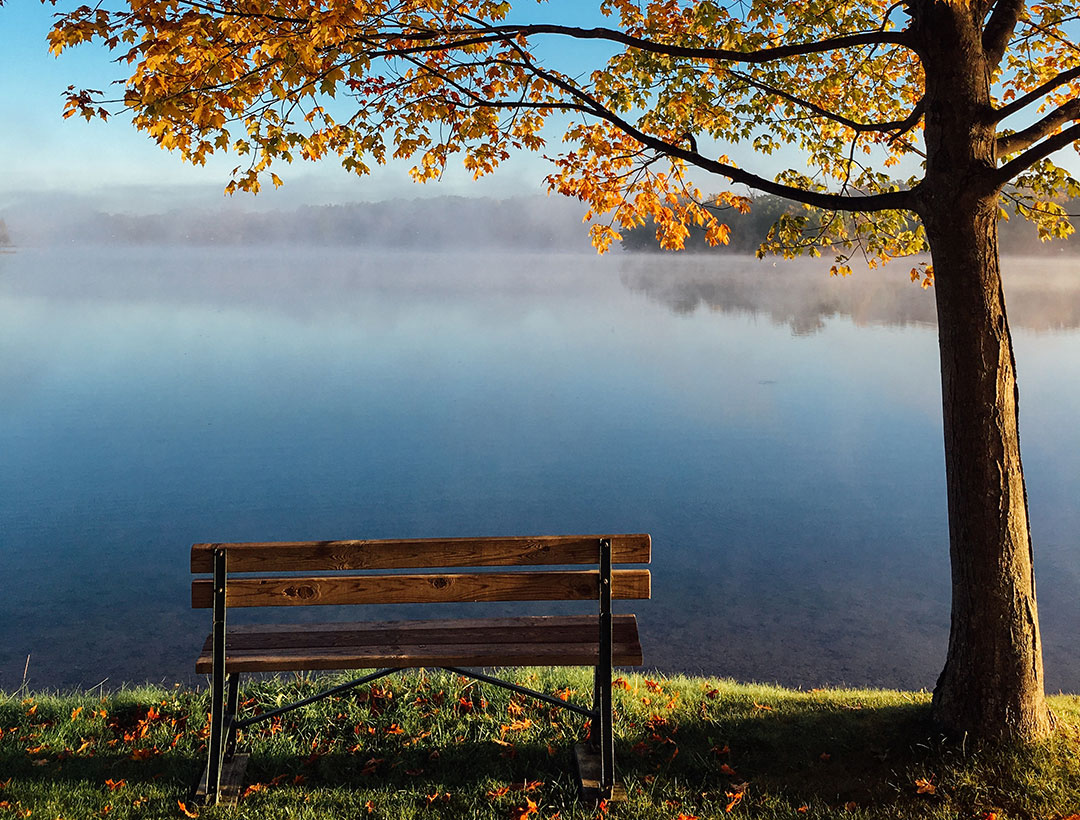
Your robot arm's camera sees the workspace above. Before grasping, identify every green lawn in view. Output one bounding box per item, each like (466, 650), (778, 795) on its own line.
(2, 670), (1079, 819)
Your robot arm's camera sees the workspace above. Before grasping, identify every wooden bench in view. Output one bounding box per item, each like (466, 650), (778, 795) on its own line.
(191, 534), (651, 805)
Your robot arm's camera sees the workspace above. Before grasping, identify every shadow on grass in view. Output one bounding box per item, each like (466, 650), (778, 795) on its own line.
(0, 699), (937, 803)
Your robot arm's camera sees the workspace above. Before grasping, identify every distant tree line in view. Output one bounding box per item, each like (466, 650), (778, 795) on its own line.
(621, 195), (1080, 256)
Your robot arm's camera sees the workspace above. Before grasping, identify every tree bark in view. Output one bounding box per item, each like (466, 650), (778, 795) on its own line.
(912, 1), (1052, 741)
(923, 197), (1053, 741)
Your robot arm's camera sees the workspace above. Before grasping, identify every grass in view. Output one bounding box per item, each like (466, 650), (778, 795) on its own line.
(2, 670), (1080, 819)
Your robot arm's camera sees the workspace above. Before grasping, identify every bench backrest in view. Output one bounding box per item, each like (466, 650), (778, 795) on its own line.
(191, 534), (651, 609)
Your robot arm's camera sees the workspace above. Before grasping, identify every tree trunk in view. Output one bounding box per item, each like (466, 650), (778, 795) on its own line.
(923, 195), (1052, 740)
(911, 0), (1053, 742)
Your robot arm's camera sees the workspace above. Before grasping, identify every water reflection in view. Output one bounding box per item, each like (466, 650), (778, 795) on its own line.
(1, 247), (1077, 694)
(619, 254), (1080, 333)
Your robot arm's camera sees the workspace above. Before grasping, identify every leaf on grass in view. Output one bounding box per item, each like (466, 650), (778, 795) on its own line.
(241, 783), (266, 800)
(752, 702), (773, 711)
(915, 777), (936, 795)
(720, 763), (738, 776)
(725, 785), (746, 812)
(177, 800), (199, 818)
(509, 797), (539, 820)
(844, 801), (857, 810)
(105, 779), (125, 791)
(71, 707), (84, 720)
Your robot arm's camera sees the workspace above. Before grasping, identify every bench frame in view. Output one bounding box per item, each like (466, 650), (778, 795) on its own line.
(193, 535), (649, 805)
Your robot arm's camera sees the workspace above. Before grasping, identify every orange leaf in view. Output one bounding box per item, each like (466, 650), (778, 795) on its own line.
(177, 800), (199, 818)
(105, 779), (125, 791)
(240, 783), (266, 800)
(844, 801), (857, 810)
(725, 788), (745, 812)
(914, 777), (936, 795)
(509, 797), (539, 820)
(752, 702), (773, 711)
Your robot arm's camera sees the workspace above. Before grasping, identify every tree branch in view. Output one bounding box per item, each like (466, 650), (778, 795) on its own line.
(994, 120), (1080, 184)
(513, 56), (913, 213)
(728, 69), (924, 133)
(981, 0), (1025, 69)
(997, 98), (1080, 156)
(994, 65), (1080, 122)
(472, 23), (914, 64)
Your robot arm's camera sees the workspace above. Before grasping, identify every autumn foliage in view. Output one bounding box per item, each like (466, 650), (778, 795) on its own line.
(46, 0), (1078, 264)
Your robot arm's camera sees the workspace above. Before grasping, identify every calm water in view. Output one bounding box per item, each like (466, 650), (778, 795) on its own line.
(2, 246), (1078, 693)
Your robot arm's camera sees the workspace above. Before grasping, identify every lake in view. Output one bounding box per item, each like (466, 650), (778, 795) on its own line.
(1, 246), (1078, 693)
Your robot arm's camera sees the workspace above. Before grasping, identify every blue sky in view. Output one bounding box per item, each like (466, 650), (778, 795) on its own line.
(0, 2), (596, 210)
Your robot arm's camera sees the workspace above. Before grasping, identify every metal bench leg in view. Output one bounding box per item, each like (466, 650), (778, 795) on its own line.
(597, 538), (614, 796)
(224, 673), (241, 759)
(204, 548), (227, 804)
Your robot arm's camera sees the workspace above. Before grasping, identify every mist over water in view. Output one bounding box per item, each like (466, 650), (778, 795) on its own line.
(1, 246), (1078, 693)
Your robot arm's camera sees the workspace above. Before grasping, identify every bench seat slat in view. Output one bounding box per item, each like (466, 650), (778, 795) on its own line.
(191, 534), (651, 574)
(194, 615), (644, 673)
(191, 570), (651, 608)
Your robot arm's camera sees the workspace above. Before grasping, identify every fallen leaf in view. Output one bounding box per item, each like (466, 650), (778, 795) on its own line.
(915, 777), (936, 795)
(844, 801), (857, 810)
(720, 763), (738, 776)
(177, 800), (198, 818)
(509, 797), (539, 820)
(819, 752), (831, 761)
(725, 787), (745, 812)
(71, 707), (84, 720)
(240, 783), (266, 800)
(104, 779), (125, 791)
(752, 702), (773, 711)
